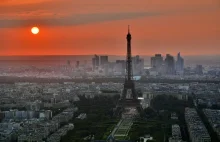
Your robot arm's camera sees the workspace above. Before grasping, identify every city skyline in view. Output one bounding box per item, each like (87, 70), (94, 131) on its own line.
(1, 0), (220, 56)
(1, 1), (220, 142)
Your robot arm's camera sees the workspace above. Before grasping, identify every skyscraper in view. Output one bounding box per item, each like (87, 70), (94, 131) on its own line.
(151, 54), (163, 69)
(100, 56), (108, 67)
(76, 61), (80, 68)
(165, 54), (175, 74)
(115, 60), (126, 75)
(176, 52), (184, 74)
(67, 60), (71, 66)
(195, 65), (203, 75)
(132, 55), (144, 75)
(92, 54), (99, 70)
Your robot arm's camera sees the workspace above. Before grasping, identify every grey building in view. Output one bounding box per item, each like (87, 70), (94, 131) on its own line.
(165, 54), (175, 75)
(176, 52), (184, 73)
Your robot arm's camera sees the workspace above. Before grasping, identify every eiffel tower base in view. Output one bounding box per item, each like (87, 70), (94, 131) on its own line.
(114, 99), (145, 118)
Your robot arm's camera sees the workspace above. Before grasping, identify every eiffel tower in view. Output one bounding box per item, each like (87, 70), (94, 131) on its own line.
(114, 26), (143, 118)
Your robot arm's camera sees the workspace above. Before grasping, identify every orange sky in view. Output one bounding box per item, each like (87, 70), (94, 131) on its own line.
(0, 0), (220, 56)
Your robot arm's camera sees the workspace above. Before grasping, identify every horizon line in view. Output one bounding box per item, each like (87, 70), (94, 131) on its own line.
(0, 54), (220, 57)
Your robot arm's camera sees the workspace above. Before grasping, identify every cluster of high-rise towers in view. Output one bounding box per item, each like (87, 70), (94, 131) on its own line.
(151, 52), (184, 75)
(92, 55), (144, 76)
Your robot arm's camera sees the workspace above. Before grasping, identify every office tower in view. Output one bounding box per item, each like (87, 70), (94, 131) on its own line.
(176, 52), (184, 73)
(116, 60), (126, 75)
(151, 54), (163, 69)
(165, 54), (175, 74)
(108, 62), (115, 76)
(67, 60), (71, 66)
(92, 54), (99, 70)
(195, 65), (203, 75)
(100, 56), (109, 67)
(151, 57), (155, 68)
(132, 55), (144, 75)
(115, 62), (124, 75)
(76, 61), (80, 68)
(92, 58), (96, 70)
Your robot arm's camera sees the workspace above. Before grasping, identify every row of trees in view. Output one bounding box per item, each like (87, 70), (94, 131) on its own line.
(61, 95), (120, 142)
(128, 95), (194, 142)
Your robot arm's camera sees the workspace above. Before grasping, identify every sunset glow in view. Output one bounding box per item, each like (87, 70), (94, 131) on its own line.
(0, 0), (220, 55)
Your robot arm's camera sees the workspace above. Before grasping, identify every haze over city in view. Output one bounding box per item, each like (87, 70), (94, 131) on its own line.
(1, 0), (220, 55)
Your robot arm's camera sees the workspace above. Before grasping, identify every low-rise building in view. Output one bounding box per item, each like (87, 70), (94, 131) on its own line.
(185, 108), (211, 142)
(169, 124), (182, 142)
(203, 109), (220, 139)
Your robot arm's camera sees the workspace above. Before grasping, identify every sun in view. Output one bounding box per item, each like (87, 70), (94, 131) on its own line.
(31, 27), (39, 34)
